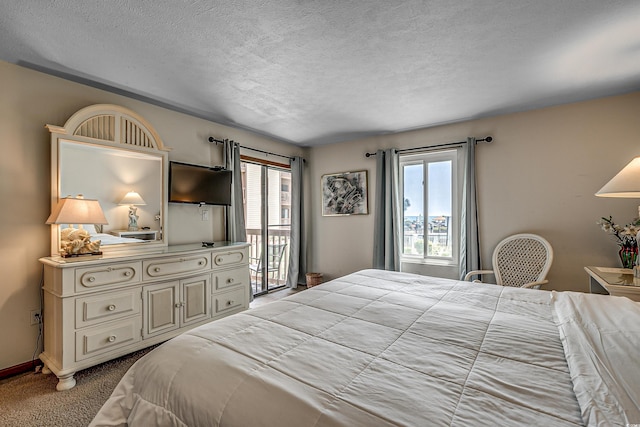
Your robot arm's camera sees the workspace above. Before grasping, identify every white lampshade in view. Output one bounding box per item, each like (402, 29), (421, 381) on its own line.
(596, 157), (640, 198)
(46, 195), (108, 225)
(119, 191), (146, 206)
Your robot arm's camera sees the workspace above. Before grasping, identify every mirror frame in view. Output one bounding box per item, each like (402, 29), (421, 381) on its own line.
(47, 104), (170, 256)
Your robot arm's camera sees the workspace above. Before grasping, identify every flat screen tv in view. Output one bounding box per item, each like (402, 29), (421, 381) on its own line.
(169, 161), (232, 206)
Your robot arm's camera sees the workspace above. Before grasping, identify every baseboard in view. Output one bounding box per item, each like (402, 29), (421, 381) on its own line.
(0, 359), (43, 380)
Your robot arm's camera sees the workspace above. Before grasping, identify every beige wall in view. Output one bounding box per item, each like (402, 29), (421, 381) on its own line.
(0, 61), (303, 371)
(2, 57), (639, 371)
(308, 92), (640, 288)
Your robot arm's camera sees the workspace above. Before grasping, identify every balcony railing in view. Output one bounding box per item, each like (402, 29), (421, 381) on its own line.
(246, 227), (291, 295)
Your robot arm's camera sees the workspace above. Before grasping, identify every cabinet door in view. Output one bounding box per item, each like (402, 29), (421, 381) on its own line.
(143, 281), (180, 338)
(181, 275), (211, 326)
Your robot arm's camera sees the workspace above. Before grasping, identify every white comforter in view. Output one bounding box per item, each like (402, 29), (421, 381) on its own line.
(91, 269), (639, 426)
(92, 233), (145, 245)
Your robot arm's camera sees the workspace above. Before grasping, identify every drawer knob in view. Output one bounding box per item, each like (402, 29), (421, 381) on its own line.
(216, 257), (223, 263)
(107, 304), (116, 311)
(123, 271), (132, 277)
(87, 276), (95, 282)
(198, 260), (205, 265)
(154, 267), (161, 272)
(108, 335), (116, 343)
(227, 278), (234, 284)
(227, 300), (235, 306)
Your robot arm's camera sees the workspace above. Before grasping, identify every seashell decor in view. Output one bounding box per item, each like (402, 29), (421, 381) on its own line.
(59, 227), (102, 256)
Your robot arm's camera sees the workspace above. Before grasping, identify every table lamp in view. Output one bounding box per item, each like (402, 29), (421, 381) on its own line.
(596, 156), (640, 275)
(46, 195), (108, 257)
(119, 191), (146, 231)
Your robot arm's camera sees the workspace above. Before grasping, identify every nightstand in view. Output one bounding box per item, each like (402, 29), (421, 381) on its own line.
(584, 266), (640, 302)
(110, 229), (158, 241)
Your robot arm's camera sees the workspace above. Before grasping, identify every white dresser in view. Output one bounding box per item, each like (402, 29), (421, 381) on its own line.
(39, 242), (250, 390)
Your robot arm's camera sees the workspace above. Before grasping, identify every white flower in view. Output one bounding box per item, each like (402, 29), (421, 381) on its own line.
(600, 222), (613, 232)
(598, 216), (639, 247)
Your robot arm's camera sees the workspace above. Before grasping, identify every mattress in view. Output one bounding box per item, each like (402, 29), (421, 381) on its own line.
(90, 269), (640, 426)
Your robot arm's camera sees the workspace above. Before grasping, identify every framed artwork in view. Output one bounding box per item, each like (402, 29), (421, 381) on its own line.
(321, 170), (368, 216)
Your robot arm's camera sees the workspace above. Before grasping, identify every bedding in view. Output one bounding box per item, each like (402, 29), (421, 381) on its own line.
(83, 226), (145, 245)
(60, 226), (144, 245)
(91, 233), (145, 245)
(90, 269), (639, 426)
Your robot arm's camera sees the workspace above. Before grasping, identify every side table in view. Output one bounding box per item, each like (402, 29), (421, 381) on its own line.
(584, 266), (640, 302)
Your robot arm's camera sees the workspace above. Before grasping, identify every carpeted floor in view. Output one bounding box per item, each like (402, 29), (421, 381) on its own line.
(0, 287), (301, 426)
(0, 346), (154, 427)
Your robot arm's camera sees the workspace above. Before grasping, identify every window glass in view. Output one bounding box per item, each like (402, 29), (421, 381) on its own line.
(427, 160), (452, 257)
(403, 163), (424, 255)
(401, 150), (457, 264)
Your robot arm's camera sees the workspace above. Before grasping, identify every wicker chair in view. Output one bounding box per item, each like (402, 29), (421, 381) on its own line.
(464, 233), (553, 289)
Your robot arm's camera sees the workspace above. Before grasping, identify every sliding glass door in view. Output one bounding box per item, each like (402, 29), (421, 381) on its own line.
(242, 161), (291, 296)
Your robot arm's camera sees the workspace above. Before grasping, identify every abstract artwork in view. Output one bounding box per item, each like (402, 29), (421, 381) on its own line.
(321, 171), (368, 216)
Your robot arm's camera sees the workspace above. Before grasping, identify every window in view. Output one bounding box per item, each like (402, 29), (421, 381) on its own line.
(400, 150), (458, 265)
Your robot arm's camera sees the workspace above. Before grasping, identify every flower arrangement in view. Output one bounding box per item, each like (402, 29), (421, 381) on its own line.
(597, 216), (640, 268)
(598, 216), (640, 245)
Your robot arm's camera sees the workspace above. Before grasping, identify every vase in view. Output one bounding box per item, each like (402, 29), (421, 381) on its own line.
(618, 243), (638, 269)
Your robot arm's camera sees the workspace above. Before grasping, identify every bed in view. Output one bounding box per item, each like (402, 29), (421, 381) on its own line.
(91, 233), (146, 245)
(90, 269), (640, 426)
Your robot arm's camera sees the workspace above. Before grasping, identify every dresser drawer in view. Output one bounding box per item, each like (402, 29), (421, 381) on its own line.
(143, 255), (210, 279)
(213, 250), (246, 267)
(75, 262), (141, 293)
(213, 287), (246, 316)
(213, 267), (248, 291)
(75, 317), (142, 361)
(75, 289), (141, 328)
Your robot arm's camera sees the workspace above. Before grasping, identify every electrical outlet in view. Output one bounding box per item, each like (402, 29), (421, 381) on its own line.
(201, 209), (209, 221)
(30, 310), (41, 326)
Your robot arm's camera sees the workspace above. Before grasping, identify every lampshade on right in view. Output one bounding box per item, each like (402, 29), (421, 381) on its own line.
(596, 157), (640, 218)
(596, 157), (640, 198)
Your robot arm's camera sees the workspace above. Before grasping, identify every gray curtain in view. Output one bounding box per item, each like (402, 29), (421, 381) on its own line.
(286, 157), (306, 288)
(224, 140), (246, 243)
(373, 149), (401, 271)
(459, 137), (481, 279)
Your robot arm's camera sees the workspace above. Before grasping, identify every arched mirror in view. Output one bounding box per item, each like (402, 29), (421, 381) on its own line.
(47, 104), (170, 256)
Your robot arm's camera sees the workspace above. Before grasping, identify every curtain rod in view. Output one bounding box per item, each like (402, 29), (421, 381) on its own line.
(208, 137), (299, 161)
(364, 136), (493, 157)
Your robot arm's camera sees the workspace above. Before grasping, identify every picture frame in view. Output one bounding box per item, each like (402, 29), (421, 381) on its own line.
(321, 170), (368, 216)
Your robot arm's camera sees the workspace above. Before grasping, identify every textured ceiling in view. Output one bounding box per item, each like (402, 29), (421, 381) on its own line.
(1, 1), (640, 146)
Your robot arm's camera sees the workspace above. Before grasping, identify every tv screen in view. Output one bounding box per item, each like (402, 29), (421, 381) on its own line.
(169, 162), (232, 206)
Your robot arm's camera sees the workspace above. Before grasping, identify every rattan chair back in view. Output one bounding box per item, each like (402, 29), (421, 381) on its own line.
(492, 234), (553, 288)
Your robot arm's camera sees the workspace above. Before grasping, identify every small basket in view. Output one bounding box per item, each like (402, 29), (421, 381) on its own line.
(306, 273), (323, 288)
